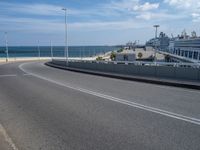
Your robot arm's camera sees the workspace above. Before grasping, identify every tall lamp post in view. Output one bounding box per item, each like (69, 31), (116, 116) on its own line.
(153, 25), (160, 62)
(38, 40), (40, 60)
(50, 40), (53, 59)
(62, 8), (68, 66)
(5, 32), (9, 62)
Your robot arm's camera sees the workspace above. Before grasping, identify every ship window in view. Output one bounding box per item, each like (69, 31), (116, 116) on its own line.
(178, 49), (181, 55)
(193, 52), (198, 59)
(189, 51), (193, 58)
(181, 50), (184, 56)
(199, 53), (200, 60)
(185, 51), (188, 57)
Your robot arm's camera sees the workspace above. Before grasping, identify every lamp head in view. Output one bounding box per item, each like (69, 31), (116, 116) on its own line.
(153, 25), (160, 28)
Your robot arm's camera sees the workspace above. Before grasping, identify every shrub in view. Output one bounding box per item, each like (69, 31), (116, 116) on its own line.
(110, 52), (116, 61)
(117, 48), (123, 53)
(96, 56), (103, 61)
(138, 52), (143, 59)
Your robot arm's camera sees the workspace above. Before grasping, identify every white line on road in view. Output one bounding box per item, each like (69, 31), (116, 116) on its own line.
(0, 124), (18, 150)
(19, 62), (200, 126)
(0, 74), (17, 78)
(23, 73), (32, 76)
(0, 74), (31, 78)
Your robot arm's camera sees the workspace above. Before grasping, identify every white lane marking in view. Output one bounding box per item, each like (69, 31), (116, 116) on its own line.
(0, 124), (18, 150)
(19, 62), (200, 126)
(0, 74), (17, 78)
(0, 74), (31, 78)
(23, 73), (31, 76)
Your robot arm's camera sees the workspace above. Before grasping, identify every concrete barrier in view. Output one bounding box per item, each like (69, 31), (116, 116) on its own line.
(156, 66), (175, 79)
(96, 63), (105, 72)
(139, 66), (156, 77)
(198, 70), (200, 80)
(114, 64), (125, 74)
(127, 65), (140, 76)
(51, 60), (200, 82)
(175, 67), (199, 81)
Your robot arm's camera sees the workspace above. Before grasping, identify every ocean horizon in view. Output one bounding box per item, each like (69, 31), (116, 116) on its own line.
(0, 46), (119, 58)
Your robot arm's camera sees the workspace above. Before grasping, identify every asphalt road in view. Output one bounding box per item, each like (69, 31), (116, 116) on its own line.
(0, 61), (200, 150)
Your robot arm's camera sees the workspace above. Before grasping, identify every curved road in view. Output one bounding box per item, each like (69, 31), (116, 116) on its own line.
(0, 61), (200, 150)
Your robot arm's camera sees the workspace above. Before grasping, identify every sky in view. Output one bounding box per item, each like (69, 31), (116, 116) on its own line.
(0, 0), (200, 46)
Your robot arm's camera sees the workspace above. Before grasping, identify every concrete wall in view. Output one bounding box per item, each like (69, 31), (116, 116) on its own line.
(52, 60), (200, 81)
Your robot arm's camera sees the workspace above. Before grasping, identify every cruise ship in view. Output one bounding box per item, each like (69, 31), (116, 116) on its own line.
(146, 30), (200, 62)
(169, 31), (200, 61)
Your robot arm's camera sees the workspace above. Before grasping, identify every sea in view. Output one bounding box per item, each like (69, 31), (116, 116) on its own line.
(0, 46), (119, 58)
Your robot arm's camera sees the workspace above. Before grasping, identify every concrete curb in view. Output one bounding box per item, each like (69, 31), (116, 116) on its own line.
(45, 62), (200, 90)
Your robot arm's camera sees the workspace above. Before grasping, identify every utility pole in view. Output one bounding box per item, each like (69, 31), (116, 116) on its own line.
(5, 32), (9, 62)
(50, 40), (53, 59)
(62, 8), (68, 66)
(38, 40), (40, 60)
(153, 25), (160, 63)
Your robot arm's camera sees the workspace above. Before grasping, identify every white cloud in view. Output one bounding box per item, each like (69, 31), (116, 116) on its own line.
(136, 12), (152, 20)
(164, 0), (194, 9)
(0, 2), (88, 16)
(0, 15), (150, 33)
(0, 2), (62, 16)
(0, 0), (186, 33)
(192, 13), (200, 22)
(102, 0), (163, 21)
(135, 12), (183, 20)
(105, 0), (139, 11)
(70, 20), (148, 30)
(133, 2), (159, 11)
(164, 0), (200, 11)
(105, 0), (159, 12)
(164, 0), (200, 22)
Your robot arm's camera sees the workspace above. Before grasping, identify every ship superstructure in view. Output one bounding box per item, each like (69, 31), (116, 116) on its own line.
(146, 30), (200, 62)
(169, 30), (200, 61)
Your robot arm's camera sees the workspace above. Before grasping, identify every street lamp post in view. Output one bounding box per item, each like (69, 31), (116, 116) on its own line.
(50, 40), (53, 59)
(153, 25), (160, 63)
(5, 32), (9, 62)
(153, 25), (159, 38)
(62, 8), (68, 66)
(38, 40), (40, 60)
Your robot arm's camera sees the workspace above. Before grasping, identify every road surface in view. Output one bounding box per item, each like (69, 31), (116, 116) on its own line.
(0, 61), (200, 150)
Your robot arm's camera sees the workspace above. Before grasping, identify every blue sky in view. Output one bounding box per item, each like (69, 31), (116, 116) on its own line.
(0, 0), (200, 46)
